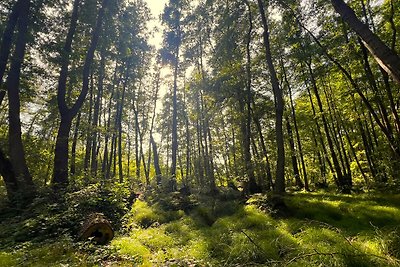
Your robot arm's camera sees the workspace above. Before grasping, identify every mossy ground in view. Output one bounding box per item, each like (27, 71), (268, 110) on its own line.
(1, 191), (400, 266)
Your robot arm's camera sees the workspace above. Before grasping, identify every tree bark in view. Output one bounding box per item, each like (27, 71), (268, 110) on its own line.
(53, 0), (108, 186)
(308, 62), (349, 192)
(170, 51), (179, 190)
(243, 0), (260, 194)
(298, 18), (400, 159)
(281, 59), (308, 190)
(83, 73), (94, 175)
(70, 112), (81, 176)
(117, 66), (128, 183)
(6, 0), (35, 198)
(90, 52), (105, 175)
(286, 116), (303, 188)
(0, 148), (18, 200)
(257, 0), (285, 194)
(252, 108), (273, 191)
(151, 135), (162, 184)
(0, 0), (24, 106)
(330, 0), (400, 84)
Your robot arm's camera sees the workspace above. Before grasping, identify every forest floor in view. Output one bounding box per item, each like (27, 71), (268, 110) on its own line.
(1, 187), (400, 266)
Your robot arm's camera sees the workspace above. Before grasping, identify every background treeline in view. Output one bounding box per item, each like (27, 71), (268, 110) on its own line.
(0, 0), (399, 204)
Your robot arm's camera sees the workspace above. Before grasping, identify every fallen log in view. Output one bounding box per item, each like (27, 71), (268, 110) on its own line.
(78, 213), (114, 244)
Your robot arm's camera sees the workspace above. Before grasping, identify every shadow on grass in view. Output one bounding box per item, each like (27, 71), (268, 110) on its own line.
(286, 192), (400, 233)
(2, 191), (400, 266)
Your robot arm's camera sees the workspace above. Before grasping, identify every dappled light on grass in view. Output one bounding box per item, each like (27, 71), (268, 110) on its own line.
(1, 192), (400, 266)
(107, 192), (400, 266)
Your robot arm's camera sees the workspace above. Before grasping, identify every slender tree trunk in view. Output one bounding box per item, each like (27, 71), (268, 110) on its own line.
(296, 15), (400, 159)
(358, 39), (395, 138)
(70, 112), (81, 175)
(330, 0), (400, 84)
(257, 0), (285, 194)
(0, 0), (25, 106)
(83, 73), (94, 175)
(148, 67), (161, 185)
(281, 59), (307, 189)
(286, 73), (309, 190)
(286, 116), (303, 188)
(117, 70), (128, 183)
(244, 0), (259, 194)
(170, 50), (179, 191)
(133, 96), (147, 185)
(6, 0), (35, 198)
(103, 64), (119, 179)
(151, 135), (162, 185)
(305, 79), (336, 183)
(252, 110), (273, 191)
(200, 91), (215, 192)
(308, 62), (349, 192)
(195, 115), (204, 186)
(207, 125), (216, 191)
(106, 132), (116, 179)
(90, 51), (105, 175)
(185, 98), (191, 187)
(53, 0), (108, 186)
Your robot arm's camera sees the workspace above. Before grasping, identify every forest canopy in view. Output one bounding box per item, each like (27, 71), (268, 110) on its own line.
(0, 0), (399, 198)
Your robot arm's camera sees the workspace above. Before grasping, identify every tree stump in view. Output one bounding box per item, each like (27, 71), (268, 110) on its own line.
(78, 213), (114, 245)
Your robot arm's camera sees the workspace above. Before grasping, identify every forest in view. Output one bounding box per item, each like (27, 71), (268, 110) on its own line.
(0, 0), (400, 266)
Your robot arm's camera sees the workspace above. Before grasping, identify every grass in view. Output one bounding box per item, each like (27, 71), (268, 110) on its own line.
(1, 191), (400, 266)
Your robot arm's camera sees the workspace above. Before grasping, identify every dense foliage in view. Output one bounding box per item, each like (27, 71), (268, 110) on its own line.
(0, 0), (399, 199)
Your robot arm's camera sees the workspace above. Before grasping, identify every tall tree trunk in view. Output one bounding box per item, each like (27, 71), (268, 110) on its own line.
(358, 38), (395, 138)
(90, 51), (105, 175)
(286, 116), (303, 188)
(184, 92), (191, 187)
(102, 64), (119, 178)
(70, 112), (81, 175)
(147, 67), (161, 185)
(281, 59), (307, 190)
(117, 68), (128, 183)
(308, 62), (349, 192)
(6, 0), (35, 198)
(170, 50), (179, 191)
(0, 148), (18, 200)
(53, 0), (108, 186)
(257, 0), (285, 194)
(299, 19), (400, 159)
(286, 71), (309, 190)
(305, 78), (336, 183)
(252, 109), (273, 191)
(330, 0), (400, 84)
(151, 135), (162, 185)
(244, 0), (259, 194)
(133, 94), (147, 185)
(83, 73), (94, 175)
(0, 0), (24, 106)
(200, 91), (215, 192)
(195, 115), (204, 186)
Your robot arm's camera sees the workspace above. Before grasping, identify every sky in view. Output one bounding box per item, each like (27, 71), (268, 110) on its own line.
(146, 0), (169, 48)
(147, 0), (168, 18)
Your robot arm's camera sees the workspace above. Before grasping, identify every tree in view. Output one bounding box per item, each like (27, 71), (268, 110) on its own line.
(6, 0), (36, 200)
(53, 0), (109, 186)
(0, 0), (25, 106)
(257, 0), (285, 194)
(161, 0), (186, 191)
(330, 0), (400, 85)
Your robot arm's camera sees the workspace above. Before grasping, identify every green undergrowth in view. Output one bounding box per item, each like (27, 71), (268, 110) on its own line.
(1, 190), (400, 266)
